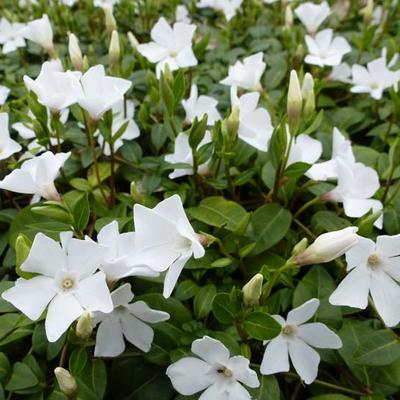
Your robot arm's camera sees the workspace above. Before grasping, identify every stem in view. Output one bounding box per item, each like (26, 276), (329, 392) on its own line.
(109, 141), (116, 206)
(224, 157), (235, 199)
(293, 196), (321, 219)
(381, 163), (395, 205)
(59, 343), (69, 368)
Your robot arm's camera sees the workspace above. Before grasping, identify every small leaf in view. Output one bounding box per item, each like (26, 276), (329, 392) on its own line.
(243, 312), (282, 340)
(212, 293), (236, 324)
(194, 284), (217, 319)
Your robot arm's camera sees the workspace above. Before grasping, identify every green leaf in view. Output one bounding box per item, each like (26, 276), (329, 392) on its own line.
(246, 203), (292, 255)
(302, 110), (324, 135)
(308, 395), (354, 400)
(284, 162), (311, 178)
(69, 348), (88, 376)
(188, 196), (248, 232)
(0, 353), (10, 383)
(353, 330), (400, 366)
(5, 362), (39, 391)
(248, 375), (280, 400)
(159, 72), (175, 116)
(293, 266), (342, 324)
(243, 312), (282, 340)
(189, 115), (208, 150)
(174, 280), (199, 301)
(194, 284), (217, 319)
(72, 192), (90, 231)
(212, 293), (236, 324)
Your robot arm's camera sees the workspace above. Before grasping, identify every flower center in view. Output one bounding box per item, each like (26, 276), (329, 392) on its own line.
(370, 82), (380, 90)
(62, 277), (75, 290)
(282, 324), (296, 337)
(217, 366), (233, 378)
(169, 50), (178, 57)
(367, 252), (381, 269)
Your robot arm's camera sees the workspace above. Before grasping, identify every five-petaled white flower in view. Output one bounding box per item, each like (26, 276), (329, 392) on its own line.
(0, 151), (70, 202)
(0, 112), (22, 160)
(23, 14), (54, 54)
(0, 85), (10, 105)
(93, 283), (169, 357)
(77, 65), (132, 121)
(182, 84), (221, 126)
(87, 221), (159, 283)
(330, 234), (400, 327)
(165, 131), (212, 179)
(137, 17), (197, 78)
(350, 57), (399, 100)
(231, 86), (273, 152)
(2, 232), (113, 342)
(294, 1), (331, 35)
(167, 335), (259, 399)
(220, 52), (266, 92)
(306, 127), (355, 181)
(133, 195), (205, 298)
(305, 29), (351, 68)
(0, 17), (26, 54)
(24, 61), (83, 111)
(323, 158), (383, 228)
(197, 0), (243, 21)
(261, 298), (342, 384)
(96, 99), (140, 156)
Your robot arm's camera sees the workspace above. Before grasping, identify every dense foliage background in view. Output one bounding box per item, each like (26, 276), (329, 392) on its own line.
(0, 0), (399, 399)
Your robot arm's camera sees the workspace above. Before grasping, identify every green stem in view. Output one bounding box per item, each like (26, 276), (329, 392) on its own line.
(293, 196), (321, 219)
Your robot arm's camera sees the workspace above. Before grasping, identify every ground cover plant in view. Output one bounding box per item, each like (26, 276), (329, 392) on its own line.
(0, 0), (399, 399)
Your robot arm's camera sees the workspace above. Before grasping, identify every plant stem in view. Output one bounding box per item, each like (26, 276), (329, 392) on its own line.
(293, 196), (321, 219)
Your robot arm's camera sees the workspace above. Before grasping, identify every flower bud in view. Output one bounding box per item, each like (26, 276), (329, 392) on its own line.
(103, 5), (117, 33)
(127, 31), (139, 50)
(294, 227), (358, 266)
(68, 33), (83, 71)
(225, 105), (240, 142)
(54, 367), (77, 398)
(287, 70), (302, 134)
(109, 30), (120, 69)
(75, 310), (93, 340)
(301, 73), (315, 120)
(285, 5), (293, 29)
(361, 0), (374, 24)
(82, 55), (89, 72)
(242, 273), (263, 308)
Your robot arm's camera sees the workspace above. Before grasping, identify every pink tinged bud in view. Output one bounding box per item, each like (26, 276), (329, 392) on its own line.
(295, 227), (359, 266)
(287, 70), (302, 132)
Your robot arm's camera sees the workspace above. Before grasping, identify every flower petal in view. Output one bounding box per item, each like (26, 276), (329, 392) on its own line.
(287, 298), (319, 325)
(94, 316), (125, 357)
(163, 254), (191, 298)
(345, 236), (375, 271)
(166, 357), (213, 395)
(297, 322), (342, 349)
(120, 313), (154, 352)
(288, 338), (320, 384)
(192, 336), (230, 365)
(260, 336), (289, 375)
(110, 283), (134, 307)
(226, 356), (259, 388)
(127, 300), (169, 323)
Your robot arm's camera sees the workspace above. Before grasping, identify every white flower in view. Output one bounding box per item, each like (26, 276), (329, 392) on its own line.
(294, 227), (359, 266)
(23, 14), (54, 53)
(24, 61), (83, 111)
(182, 84), (221, 126)
(324, 158), (383, 228)
(167, 336), (259, 399)
(2, 232), (113, 342)
(329, 235), (400, 327)
(0, 85), (10, 105)
(261, 299), (342, 384)
(165, 131), (212, 179)
(307, 127), (355, 181)
(294, 1), (331, 34)
(77, 65), (132, 120)
(328, 62), (352, 83)
(231, 86), (273, 152)
(93, 283), (169, 357)
(0, 18), (26, 54)
(133, 195), (205, 298)
(220, 52), (266, 91)
(87, 221), (158, 283)
(287, 133), (322, 167)
(197, 0), (243, 21)
(0, 112), (21, 160)
(350, 57), (400, 100)
(0, 151), (70, 202)
(94, 0), (119, 7)
(176, 5), (191, 23)
(305, 29), (351, 67)
(97, 99), (140, 156)
(137, 17), (197, 78)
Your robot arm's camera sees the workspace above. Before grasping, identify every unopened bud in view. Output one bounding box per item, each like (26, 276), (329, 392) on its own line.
(294, 227), (358, 266)
(82, 55), (89, 72)
(75, 310), (93, 340)
(301, 73), (315, 120)
(287, 70), (302, 133)
(54, 367), (77, 398)
(103, 5), (116, 33)
(109, 30), (120, 68)
(68, 33), (83, 71)
(196, 233), (210, 247)
(291, 237), (308, 256)
(127, 31), (139, 50)
(361, 0), (374, 24)
(242, 273), (263, 308)
(285, 5), (293, 29)
(225, 105), (240, 142)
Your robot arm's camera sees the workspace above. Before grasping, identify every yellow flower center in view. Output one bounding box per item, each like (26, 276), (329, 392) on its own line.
(62, 278), (74, 290)
(367, 253), (380, 268)
(217, 366), (233, 378)
(282, 324), (296, 337)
